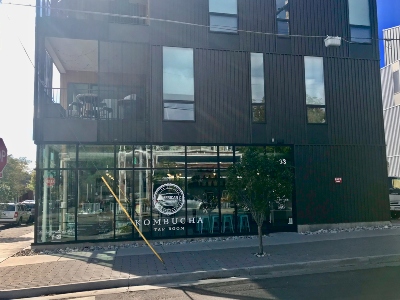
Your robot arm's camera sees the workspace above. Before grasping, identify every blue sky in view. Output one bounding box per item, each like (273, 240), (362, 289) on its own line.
(377, 0), (400, 67)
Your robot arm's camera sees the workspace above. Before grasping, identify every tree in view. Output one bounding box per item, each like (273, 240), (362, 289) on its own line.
(0, 155), (32, 202)
(226, 147), (293, 255)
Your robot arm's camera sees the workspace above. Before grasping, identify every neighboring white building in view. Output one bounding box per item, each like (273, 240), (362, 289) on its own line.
(382, 25), (400, 176)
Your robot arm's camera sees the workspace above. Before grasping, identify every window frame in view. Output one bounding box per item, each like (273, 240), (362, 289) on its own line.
(162, 46), (195, 122)
(393, 70), (400, 95)
(208, 0), (238, 34)
(348, 0), (372, 44)
(250, 52), (266, 123)
(276, 0), (290, 36)
(304, 56), (327, 125)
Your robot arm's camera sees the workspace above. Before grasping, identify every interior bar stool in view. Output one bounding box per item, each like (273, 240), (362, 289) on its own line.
(197, 215), (210, 233)
(239, 214), (250, 232)
(222, 214), (234, 233)
(210, 215), (219, 233)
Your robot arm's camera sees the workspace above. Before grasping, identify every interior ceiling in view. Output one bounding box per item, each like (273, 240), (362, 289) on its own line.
(46, 37), (98, 73)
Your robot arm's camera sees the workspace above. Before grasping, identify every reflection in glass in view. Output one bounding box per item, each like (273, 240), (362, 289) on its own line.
(210, 15), (237, 33)
(304, 57), (325, 105)
(187, 146), (218, 169)
(134, 145), (152, 168)
(276, 0), (289, 35)
(152, 169), (186, 238)
(251, 53), (265, 104)
(164, 103), (194, 121)
(77, 170), (114, 241)
(348, 0), (371, 43)
(115, 170), (133, 239)
(163, 47), (194, 101)
(78, 145), (115, 169)
(348, 0), (370, 26)
(209, 0), (237, 14)
(152, 146), (185, 168)
(252, 105), (266, 123)
(209, 0), (237, 33)
(350, 26), (372, 43)
(37, 169), (77, 243)
(39, 144), (76, 169)
(307, 107), (326, 124)
(133, 169), (152, 239)
(187, 169), (220, 235)
(117, 145), (135, 168)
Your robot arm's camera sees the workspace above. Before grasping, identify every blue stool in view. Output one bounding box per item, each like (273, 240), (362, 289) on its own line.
(222, 214), (233, 233)
(239, 214), (250, 232)
(197, 215), (210, 233)
(210, 215), (219, 233)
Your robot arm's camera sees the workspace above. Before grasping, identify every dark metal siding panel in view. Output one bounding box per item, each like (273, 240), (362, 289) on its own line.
(325, 58), (385, 145)
(238, 0), (275, 53)
(149, 0), (208, 48)
(265, 54), (307, 145)
(195, 49), (251, 143)
(295, 145), (389, 225)
(290, 0), (348, 58)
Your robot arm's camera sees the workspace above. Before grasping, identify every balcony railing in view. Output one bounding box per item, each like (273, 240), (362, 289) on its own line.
(40, 0), (149, 26)
(41, 87), (145, 121)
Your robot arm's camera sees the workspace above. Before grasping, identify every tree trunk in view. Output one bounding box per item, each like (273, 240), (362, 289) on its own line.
(257, 224), (263, 255)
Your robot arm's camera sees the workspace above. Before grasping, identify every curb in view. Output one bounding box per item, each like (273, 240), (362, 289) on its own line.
(2, 254), (400, 299)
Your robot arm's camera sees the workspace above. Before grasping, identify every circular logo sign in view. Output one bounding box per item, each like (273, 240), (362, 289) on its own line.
(153, 183), (185, 215)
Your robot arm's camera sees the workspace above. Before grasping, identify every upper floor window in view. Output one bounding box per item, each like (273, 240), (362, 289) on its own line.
(394, 70), (400, 94)
(276, 0), (289, 35)
(163, 47), (194, 121)
(251, 53), (265, 123)
(304, 57), (326, 124)
(348, 0), (371, 43)
(209, 0), (238, 33)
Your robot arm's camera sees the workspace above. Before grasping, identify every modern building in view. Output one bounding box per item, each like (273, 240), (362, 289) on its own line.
(382, 25), (400, 177)
(33, 0), (390, 245)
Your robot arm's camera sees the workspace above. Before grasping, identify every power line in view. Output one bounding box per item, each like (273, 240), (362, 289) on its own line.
(2, 1), (400, 42)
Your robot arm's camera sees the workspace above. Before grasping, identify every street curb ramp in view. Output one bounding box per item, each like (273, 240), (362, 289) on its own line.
(2, 254), (400, 299)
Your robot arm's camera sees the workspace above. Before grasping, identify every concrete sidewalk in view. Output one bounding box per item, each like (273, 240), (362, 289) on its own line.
(1, 228), (400, 299)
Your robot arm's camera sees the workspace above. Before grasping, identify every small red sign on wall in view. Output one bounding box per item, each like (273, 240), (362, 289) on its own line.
(334, 177), (342, 184)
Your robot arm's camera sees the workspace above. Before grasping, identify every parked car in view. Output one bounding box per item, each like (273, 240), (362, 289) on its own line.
(22, 200), (35, 223)
(0, 203), (30, 226)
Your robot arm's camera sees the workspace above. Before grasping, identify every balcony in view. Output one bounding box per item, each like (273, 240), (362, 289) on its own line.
(40, 86), (145, 121)
(40, 0), (149, 26)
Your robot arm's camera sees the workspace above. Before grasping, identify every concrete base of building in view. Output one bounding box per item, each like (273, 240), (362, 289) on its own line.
(297, 221), (392, 233)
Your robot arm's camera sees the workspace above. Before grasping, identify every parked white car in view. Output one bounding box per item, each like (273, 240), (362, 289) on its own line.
(0, 203), (30, 226)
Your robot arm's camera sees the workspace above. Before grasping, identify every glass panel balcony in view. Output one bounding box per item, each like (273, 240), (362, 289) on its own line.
(40, 85), (146, 120)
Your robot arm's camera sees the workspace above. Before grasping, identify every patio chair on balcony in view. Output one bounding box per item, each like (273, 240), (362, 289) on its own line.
(68, 101), (83, 117)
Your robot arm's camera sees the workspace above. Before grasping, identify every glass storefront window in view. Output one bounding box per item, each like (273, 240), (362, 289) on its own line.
(36, 144), (294, 243)
(187, 169), (220, 235)
(133, 169), (152, 239)
(133, 145), (152, 168)
(78, 145), (115, 169)
(37, 169), (77, 243)
(115, 170), (134, 239)
(153, 145), (185, 168)
(77, 170), (114, 240)
(117, 145), (134, 168)
(39, 144), (76, 169)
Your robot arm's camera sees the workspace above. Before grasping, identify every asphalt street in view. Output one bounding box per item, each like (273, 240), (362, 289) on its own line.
(19, 265), (400, 300)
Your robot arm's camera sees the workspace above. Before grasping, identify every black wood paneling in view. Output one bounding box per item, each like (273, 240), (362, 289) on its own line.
(149, 0), (209, 48)
(238, 0), (276, 53)
(295, 145), (389, 225)
(325, 58), (385, 145)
